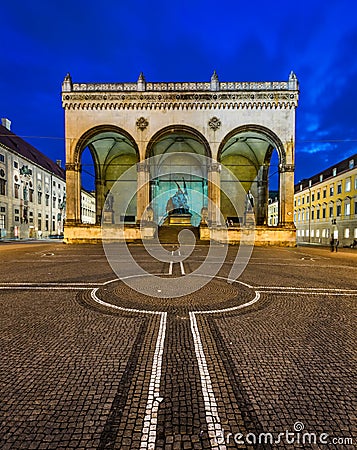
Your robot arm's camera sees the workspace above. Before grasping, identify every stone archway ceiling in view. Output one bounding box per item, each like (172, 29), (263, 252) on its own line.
(152, 133), (207, 157)
(85, 132), (137, 169)
(221, 131), (274, 169)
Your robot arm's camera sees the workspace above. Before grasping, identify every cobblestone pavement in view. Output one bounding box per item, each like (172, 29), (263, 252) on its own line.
(0, 241), (356, 449)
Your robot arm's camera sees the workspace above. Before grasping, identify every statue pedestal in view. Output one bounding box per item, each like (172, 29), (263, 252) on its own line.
(103, 210), (114, 224)
(169, 214), (192, 226)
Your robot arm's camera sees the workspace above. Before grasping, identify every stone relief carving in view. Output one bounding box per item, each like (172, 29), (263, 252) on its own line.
(208, 117), (221, 131)
(136, 117), (149, 131)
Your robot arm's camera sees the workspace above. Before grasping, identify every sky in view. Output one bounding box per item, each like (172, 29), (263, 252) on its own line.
(1, 0), (357, 187)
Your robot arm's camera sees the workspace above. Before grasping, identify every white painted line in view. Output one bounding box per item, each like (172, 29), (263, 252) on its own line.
(90, 288), (162, 315)
(140, 312), (167, 449)
(190, 312), (226, 450)
(255, 286), (357, 292)
(258, 290), (357, 296)
(179, 261), (185, 275)
(0, 286), (91, 290)
(168, 250), (174, 275)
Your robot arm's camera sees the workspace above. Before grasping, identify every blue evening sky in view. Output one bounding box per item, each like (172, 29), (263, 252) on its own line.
(1, 0), (356, 185)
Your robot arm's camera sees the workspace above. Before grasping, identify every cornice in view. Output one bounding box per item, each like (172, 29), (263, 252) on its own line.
(62, 91), (299, 111)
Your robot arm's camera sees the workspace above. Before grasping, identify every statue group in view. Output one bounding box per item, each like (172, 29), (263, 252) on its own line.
(166, 179), (190, 215)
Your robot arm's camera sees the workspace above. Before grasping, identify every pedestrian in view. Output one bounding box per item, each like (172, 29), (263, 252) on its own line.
(330, 237), (334, 252)
(335, 239), (339, 252)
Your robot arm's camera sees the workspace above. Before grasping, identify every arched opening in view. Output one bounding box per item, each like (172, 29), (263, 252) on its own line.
(218, 125), (285, 226)
(266, 149), (280, 227)
(77, 126), (139, 224)
(146, 127), (211, 227)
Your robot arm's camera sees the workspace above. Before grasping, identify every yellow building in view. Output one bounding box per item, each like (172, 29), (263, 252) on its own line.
(294, 153), (357, 247)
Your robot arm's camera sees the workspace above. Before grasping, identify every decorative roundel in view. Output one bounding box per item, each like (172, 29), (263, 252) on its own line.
(0, 169), (5, 177)
(14, 174), (18, 182)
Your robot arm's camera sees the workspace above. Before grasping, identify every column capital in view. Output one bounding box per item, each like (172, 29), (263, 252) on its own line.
(279, 164), (295, 173)
(65, 162), (81, 171)
(208, 162), (221, 173)
(136, 161), (149, 172)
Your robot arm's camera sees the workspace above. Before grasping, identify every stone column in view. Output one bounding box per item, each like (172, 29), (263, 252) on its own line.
(65, 162), (81, 224)
(256, 165), (269, 225)
(136, 161), (150, 222)
(208, 162), (221, 226)
(95, 179), (105, 224)
(279, 164), (295, 227)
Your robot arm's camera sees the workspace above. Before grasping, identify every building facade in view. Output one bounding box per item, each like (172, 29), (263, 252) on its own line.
(81, 190), (96, 224)
(294, 154), (357, 247)
(62, 71), (299, 245)
(0, 119), (66, 239)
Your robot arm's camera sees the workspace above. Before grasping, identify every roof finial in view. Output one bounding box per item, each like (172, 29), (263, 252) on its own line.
(210, 70), (219, 91)
(62, 73), (73, 92)
(137, 72), (146, 91)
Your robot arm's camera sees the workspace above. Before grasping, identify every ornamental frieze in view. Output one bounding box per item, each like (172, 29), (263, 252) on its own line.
(62, 91), (298, 111)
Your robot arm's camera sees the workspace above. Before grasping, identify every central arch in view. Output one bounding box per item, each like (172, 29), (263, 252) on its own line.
(145, 126), (211, 226)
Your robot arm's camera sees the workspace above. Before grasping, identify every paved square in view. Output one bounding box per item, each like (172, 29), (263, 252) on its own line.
(0, 242), (356, 449)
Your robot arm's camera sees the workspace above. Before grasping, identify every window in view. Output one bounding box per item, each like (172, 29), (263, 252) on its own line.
(0, 179), (6, 196)
(337, 204), (341, 216)
(311, 229), (314, 238)
(322, 208), (326, 219)
(14, 184), (20, 198)
(337, 182), (342, 194)
(355, 176), (357, 190)
(349, 159), (354, 169)
(0, 153), (4, 162)
(355, 201), (357, 215)
(298, 197), (301, 206)
(317, 209), (320, 219)
(323, 188), (326, 198)
(45, 220), (49, 231)
(329, 184), (334, 196)
(355, 228), (357, 239)
(316, 229), (320, 238)
(29, 189), (33, 202)
(311, 210), (315, 220)
(312, 193), (315, 202)
(345, 228), (350, 239)
(14, 161), (18, 168)
(52, 216), (56, 231)
(14, 208), (19, 214)
(45, 194), (49, 207)
(53, 197), (56, 208)
(317, 191), (321, 200)
(15, 216), (19, 222)
(329, 206), (334, 217)
(306, 195), (310, 203)
(319, 174), (323, 182)
(37, 191), (42, 204)
(38, 219), (42, 230)
(345, 202), (351, 216)
(345, 178), (351, 192)
(302, 197), (305, 205)
(333, 167), (337, 176)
